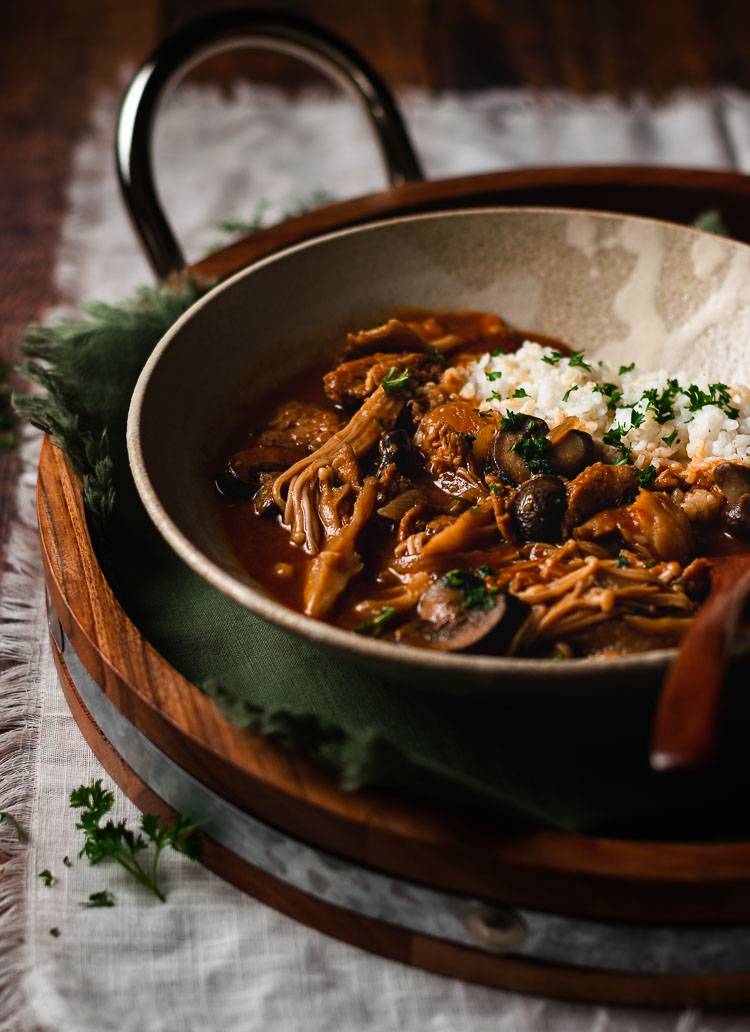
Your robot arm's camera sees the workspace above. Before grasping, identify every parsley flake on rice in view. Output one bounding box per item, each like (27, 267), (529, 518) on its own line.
(456, 340), (750, 472)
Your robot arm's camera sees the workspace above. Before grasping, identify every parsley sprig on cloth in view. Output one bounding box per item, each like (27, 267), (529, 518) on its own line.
(0, 810), (24, 840)
(70, 780), (203, 903)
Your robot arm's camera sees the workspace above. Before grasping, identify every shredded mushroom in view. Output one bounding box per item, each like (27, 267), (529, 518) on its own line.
(216, 308), (745, 658)
(273, 385), (406, 553)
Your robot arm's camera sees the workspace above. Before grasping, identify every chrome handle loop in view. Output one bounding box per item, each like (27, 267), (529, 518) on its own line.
(116, 10), (424, 279)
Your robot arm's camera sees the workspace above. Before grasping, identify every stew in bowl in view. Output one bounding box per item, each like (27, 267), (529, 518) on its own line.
(128, 208), (750, 699)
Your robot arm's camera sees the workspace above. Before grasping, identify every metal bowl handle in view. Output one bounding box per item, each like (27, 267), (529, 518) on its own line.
(116, 10), (424, 280)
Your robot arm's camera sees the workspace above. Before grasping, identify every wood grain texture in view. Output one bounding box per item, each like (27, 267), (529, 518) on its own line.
(52, 634), (750, 1007)
(0, 2), (157, 580)
(38, 423), (750, 928)
(35, 166), (750, 933)
(10, 5), (750, 1006)
(436, 0), (750, 95)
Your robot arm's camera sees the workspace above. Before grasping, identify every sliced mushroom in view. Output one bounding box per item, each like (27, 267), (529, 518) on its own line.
(512, 475), (567, 542)
(548, 424), (595, 477)
(723, 494), (750, 535)
(376, 428), (413, 477)
(216, 445), (306, 497)
(714, 462), (750, 503)
(416, 577), (469, 623)
(251, 472), (279, 515)
(711, 462), (750, 535)
(395, 575), (527, 652)
(486, 415), (550, 484)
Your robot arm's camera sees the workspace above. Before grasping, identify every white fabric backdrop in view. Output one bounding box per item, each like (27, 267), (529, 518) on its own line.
(4, 81), (750, 1032)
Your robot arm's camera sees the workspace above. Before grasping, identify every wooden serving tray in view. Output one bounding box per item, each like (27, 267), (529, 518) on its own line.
(40, 167), (750, 1007)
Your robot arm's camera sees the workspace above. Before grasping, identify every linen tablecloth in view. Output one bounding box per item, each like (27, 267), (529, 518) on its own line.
(4, 80), (750, 1032)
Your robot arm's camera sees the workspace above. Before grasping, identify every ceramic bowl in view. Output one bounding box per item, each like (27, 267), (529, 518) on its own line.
(127, 208), (750, 700)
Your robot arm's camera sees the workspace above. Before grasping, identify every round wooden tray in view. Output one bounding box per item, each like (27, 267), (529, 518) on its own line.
(39, 167), (750, 1007)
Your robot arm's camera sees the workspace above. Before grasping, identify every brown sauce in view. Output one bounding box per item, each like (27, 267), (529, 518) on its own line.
(213, 309), (747, 658)
(216, 310), (526, 617)
(216, 357), (332, 613)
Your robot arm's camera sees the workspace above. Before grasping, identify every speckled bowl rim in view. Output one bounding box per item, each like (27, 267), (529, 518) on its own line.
(127, 206), (750, 699)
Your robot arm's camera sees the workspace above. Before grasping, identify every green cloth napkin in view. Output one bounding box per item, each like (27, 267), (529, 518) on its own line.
(17, 283), (750, 840)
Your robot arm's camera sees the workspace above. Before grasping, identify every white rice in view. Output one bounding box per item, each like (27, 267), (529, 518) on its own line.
(456, 341), (750, 472)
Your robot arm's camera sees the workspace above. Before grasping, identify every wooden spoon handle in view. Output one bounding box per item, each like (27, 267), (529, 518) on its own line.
(650, 558), (750, 772)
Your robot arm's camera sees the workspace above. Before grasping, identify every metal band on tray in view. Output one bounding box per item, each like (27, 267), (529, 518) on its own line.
(50, 602), (750, 978)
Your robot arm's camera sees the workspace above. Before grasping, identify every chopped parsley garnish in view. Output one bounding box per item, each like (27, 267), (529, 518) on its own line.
(541, 349), (591, 370)
(476, 565), (496, 578)
(458, 431), (476, 445)
(629, 408), (645, 429)
(381, 366), (414, 398)
(473, 408), (493, 418)
(568, 350), (592, 371)
(70, 780), (203, 903)
(49, 927), (60, 937)
(39, 869), (54, 887)
(499, 411), (528, 430)
(355, 606), (398, 637)
(645, 560), (656, 569)
(617, 554), (629, 568)
(619, 362), (635, 374)
(63, 856), (72, 867)
(662, 429), (680, 447)
(562, 386), (579, 403)
(592, 382), (623, 411)
(373, 416), (384, 427)
(489, 483), (501, 495)
(602, 425), (631, 464)
(81, 890), (116, 908)
(486, 370), (503, 381)
(637, 464), (658, 488)
(692, 208), (728, 236)
(511, 434), (552, 474)
(682, 382), (739, 420)
(512, 387), (529, 398)
(443, 569), (498, 610)
(485, 390), (503, 403)
(492, 348), (502, 357)
(0, 811), (24, 841)
(641, 380), (680, 424)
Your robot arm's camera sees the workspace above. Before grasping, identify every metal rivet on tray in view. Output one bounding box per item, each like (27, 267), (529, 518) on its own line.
(465, 905), (528, 954)
(46, 591), (64, 654)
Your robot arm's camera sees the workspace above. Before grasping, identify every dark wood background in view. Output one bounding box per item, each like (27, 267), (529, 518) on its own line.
(3, 0), (750, 581)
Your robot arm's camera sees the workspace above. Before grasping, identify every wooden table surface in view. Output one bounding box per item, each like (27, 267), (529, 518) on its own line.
(3, 0), (750, 585)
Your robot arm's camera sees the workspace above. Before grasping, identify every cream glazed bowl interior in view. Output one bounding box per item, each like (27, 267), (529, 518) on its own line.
(127, 208), (750, 702)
